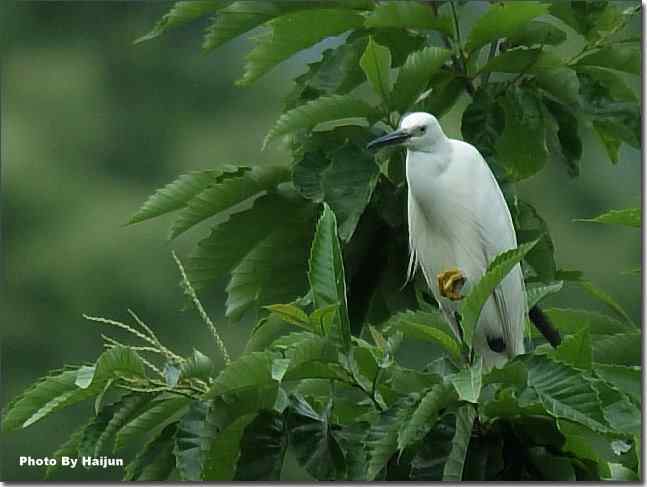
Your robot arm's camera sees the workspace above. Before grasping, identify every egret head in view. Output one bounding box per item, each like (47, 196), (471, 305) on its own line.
(367, 112), (446, 153)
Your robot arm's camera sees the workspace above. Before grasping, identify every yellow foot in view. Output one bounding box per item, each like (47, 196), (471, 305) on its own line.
(437, 268), (466, 301)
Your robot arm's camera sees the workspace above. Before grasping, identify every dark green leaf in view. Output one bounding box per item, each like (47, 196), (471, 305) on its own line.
(532, 308), (635, 338)
(174, 400), (212, 481)
(78, 403), (118, 460)
(557, 419), (621, 465)
(465, 2), (549, 53)
(364, 1), (453, 35)
(418, 71), (465, 117)
(202, 413), (256, 480)
(578, 45), (640, 75)
(123, 422), (177, 481)
(543, 99), (582, 177)
(578, 280), (636, 326)
(359, 37), (392, 105)
(398, 384), (456, 450)
(594, 364), (640, 404)
(592, 332), (640, 366)
(537, 67), (581, 106)
(550, 327), (592, 370)
(506, 20), (567, 47)
(549, 1), (624, 42)
(45, 422), (86, 479)
(461, 85), (504, 158)
(234, 411), (288, 480)
(480, 48), (562, 74)
(513, 200), (556, 281)
(575, 207), (640, 228)
(442, 404), (476, 481)
(410, 413), (457, 481)
(527, 446), (576, 480)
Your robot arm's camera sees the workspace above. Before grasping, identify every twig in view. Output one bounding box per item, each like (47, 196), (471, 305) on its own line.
(172, 251), (231, 365)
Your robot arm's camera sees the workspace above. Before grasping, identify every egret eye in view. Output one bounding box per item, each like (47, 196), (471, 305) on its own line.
(418, 126), (426, 135)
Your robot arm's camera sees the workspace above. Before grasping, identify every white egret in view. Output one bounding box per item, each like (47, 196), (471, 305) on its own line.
(368, 112), (528, 368)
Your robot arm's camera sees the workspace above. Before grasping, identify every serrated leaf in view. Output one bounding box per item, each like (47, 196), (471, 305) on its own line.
(206, 351), (277, 398)
(592, 332), (641, 366)
(128, 167), (244, 224)
(550, 327), (592, 370)
(527, 355), (609, 433)
(391, 46), (451, 112)
(442, 404), (476, 481)
(459, 240), (538, 348)
(578, 45), (640, 75)
(78, 404), (118, 463)
(398, 384), (455, 451)
(136, 1), (231, 44)
(479, 48), (562, 74)
(575, 207), (640, 228)
(308, 203), (351, 350)
(496, 86), (548, 180)
(264, 95), (375, 149)
(97, 394), (152, 455)
(594, 364), (640, 404)
(170, 165), (290, 238)
(526, 281), (563, 309)
(264, 303), (311, 331)
(202, 413), (256, 480)
(234, 411), (288, 480)
(114, 395), (191, 451)
(359, 37), (392, 105)
(506, 20), (567, 47)
(448, 358), (483, 404)
(174, 400), (211, 481)
(124, 422), (177, 481)
(239, 9), (364, 85)
(364, 1), (453, 35)
(465, 1), (548, 53)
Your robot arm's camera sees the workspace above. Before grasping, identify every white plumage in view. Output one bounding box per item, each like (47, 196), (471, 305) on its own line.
(369, 112), (526, 368)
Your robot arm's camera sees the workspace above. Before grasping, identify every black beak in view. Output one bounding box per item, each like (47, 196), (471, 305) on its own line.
(366, 130), (411, 151)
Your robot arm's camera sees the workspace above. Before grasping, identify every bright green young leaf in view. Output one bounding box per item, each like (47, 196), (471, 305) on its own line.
(391, 46), (452, 112)
(308, 203), (351, 350)
(578, 281), (636, 326)
(526, 281), (563, 309)
(264, 304), (311, 331)
(479, 48), (562, 74)
(496, 87), (548, 180)
(442, 404), (477, 481)
(575, 208), (640, 228)
(202, 413), (256, 480)
(550, 327), (592, 370)
(577, 45), (640, 75)
(170, 165), (290, 238)
(398, 384), (456, 451)
(123, 422), (177, 481)
(459, 239), (538, 348)
(135, 1), (231, 44)
(234, 411), (288, 480)
(263, 95), (375, 149)
(465, 2), (549, 53)
(239, 9), (364, 85)
(364, 1), (453, 35)
(359, 37), (392, 106)
(594, 364), (640, 404)
(174, 400), (212, 481)
(592, 332), (641, 366)
(506, 20), (567, 47)
(448, 358), (483, 404)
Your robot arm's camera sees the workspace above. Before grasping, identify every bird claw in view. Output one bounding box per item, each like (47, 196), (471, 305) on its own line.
(437, 268), (466, 301)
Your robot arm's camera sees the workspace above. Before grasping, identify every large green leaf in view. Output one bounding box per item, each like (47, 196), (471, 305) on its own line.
(114, 395), (191, 451)
(549, 1), (626, 42)
(239, 9), (364, 85)
(202, 413), (256, 480)
(78, 403), (119, 459)
(578, 280), (636, 326)
(288, 395), (346, 480)
(578, 45), (640, 75)
(496, 86), (548, 180)
(174, 400), (212, 481)
(461, 85), (504, 158)
(594, 364), (640, 404)
(98, 394), (152, 455)
(364, 1), (452, 35)
(308, 203), (351, 350)
(442, 404), (476, 481)
(592, 332), (641, 366)
(557, 420), (622, 466)
(136, 1), (231, 44)
(532, 308), (635, 338)
(506, 20), (567, 47)
(410, 413), (458, 481)
(391, 46), (451, 113)
(526, 281), (563, 309)
(465, 1), (549, 53)
(170, 165), (290, 238)
(359, 37), (392, 106)
(234, 411), (288, 480)
(264, 95), (375, 149)
(206, 351), (277, 398)
(448, 359), (483, 404)
(123, 422), (177, 481)
(537, 68), (582, 107)
(513, 200), (556, 282)
(526, 355), (609, 433)
(550, 327), (592, 370)
(593, 380), (640, 436)
(2, 347), (145, 431)
(479, 48), (562, 74)
(459, 240), (538, 348)
(398, 384), (456, 451)
(575, 208), (640, 228)
(543, 99), (582, 177)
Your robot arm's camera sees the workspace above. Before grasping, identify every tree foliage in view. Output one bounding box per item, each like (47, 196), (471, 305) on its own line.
(4, 0), (640, 481)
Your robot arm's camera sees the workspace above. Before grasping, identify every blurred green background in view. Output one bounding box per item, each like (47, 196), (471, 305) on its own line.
(2, 2), (640, 481)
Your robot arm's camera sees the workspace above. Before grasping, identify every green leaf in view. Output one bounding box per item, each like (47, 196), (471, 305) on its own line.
(594, 380), (640, 436)
(410, 413), (458, 480)
(114, 395), (191, 451)
(398, 384), (456, 451)
(514, 200), (556, 281)
(526, 355), (609, 433)
(543, 99), (582, 177)
(181, 349), (215, 381)
(557, 420), (621, 465)
(527, 446), (576, 481)
(391, 46), (452, 113)
(124, 422), (177, 481)
(45, 422), (86, 479)
(174, 400), (212, 481)
(526, 281), (563, 309)
(386, 310), (462, 361)
(532, 308), (635, 338)
(578, 45), (640, 75)
(537, 67), (581, 107)
(417, 71), (465, 117)
(496, 86), (548, 180)
(459, 239), (538, 348)
(461, 85), (504, 157)
(170, 165), (290, 238)
(442, 404), (476, 481)
(366, 395), (417, 480)
(135, 1), (231, 44)
(207, 351), (277, 398)
(234, 411), (288, 480)
(448, 358), (483, 404)
(264, 95), (375, 149)
(128, 169), (239, 225)
(359, 37), (392, 105)
(550, 327), (592, 370)
(578, 280), (636, 326)
(479, 48), (562, 74)
(465, 1), (549, 53)
(308, 203), (351, 350)
(202, 414), (256, 480)
(239, 9), (364, 85)
(78, 403), (118, 460)
(288, 395), (346, 480)
(576, 66), (637, 102)
(264, 303), (312, 331)
(575, 207), (640, 228)
(506, 20), (567, 47)
(592, 332), (641, 366)
(364, 1), (453, 35)
(549, 1), (626, 42)
(594, 364), (640, 404)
